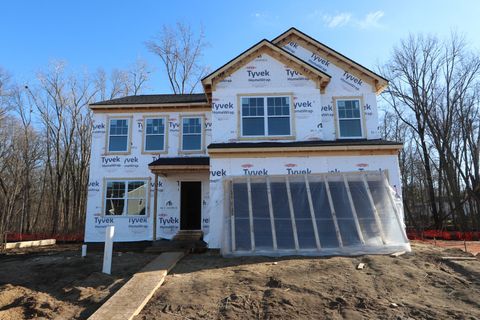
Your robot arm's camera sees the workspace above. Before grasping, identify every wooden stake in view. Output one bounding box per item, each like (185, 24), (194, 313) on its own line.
(362, 175), (387, 244)
(304, 175), (321, 250)
(285, 176), (300, 250)
(324, 178), (343, 247)
(266, 176), (278, 251)
(343, 174), (365, 245)
(247, 177), (255, 252)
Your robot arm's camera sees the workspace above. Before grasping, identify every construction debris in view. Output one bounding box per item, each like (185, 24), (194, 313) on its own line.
(356, 263), (366, 270)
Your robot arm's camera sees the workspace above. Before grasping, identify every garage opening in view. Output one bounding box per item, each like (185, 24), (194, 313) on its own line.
(222, 171), (410, 256)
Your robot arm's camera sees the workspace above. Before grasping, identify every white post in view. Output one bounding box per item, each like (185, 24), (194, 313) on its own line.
(102, 226), (115, 274)
(81, 244), (87, 258)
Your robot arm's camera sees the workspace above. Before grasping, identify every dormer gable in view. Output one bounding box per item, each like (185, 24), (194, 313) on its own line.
(201, 39), (331, 102)
(272, 28), (388, 94)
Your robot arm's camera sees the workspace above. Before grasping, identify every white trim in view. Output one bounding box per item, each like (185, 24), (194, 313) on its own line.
(239, 95), (293, 138)
(143, 116), (167, 153)
(106, 117), (132, 154)
(179, 115), (205, 152)
(103, 178), (150, 217)
(335, 98), (365, 139)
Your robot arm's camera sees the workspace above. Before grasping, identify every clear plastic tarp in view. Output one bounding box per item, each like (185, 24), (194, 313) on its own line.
(222, 171), (411, 256)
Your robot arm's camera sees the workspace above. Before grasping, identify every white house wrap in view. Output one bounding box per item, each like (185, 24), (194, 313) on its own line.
(84, 27), (410, 256)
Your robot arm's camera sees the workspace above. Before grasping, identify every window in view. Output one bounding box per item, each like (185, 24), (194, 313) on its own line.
(108, 118), (130, 152)
(241, 96), (291, 137)
(144, 118), (166, 152)
(105, 180), (147, 216)
(336, 99), (363, 138)
(181, 117), (202, 151)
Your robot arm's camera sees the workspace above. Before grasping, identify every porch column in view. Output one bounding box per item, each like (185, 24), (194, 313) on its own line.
(153, 173), (158, 241)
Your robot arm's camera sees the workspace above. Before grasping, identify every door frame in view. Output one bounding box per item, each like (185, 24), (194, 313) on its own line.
(179, 180), (202, 231)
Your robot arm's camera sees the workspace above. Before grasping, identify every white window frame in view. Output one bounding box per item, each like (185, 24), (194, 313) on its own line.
(103, 178), (149, 217)
(239, 95), (293, 138)
(180, 115), (204, 152)
(335, 97), (365, 139)
(106, 117), (132, 154)
(143, 116), (167, 153)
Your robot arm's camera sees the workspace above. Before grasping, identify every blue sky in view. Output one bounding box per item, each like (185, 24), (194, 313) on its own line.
(1, 0), (480, 93)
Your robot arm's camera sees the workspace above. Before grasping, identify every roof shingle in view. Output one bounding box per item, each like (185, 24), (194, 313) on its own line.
(90, 93), (207, 106)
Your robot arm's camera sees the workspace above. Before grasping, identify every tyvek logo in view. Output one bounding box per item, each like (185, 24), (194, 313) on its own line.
(212, 102), (233, 110)
(93, 122), (106, 133)
(210, 169), (227, 177)
(246, 66), (271, 83)
(169, 118), (179, 131)
(283, 41), (298, 54)
(293, 97), (314, 114)
(242, 163), (268, 175)
(285, 68), (308, 82)
(341, 71), (363, 90)
(88, 180), (100, 195)
(102, 156), (121, 168)
(284, 163), (312, 175)
(94, 217), (113, 231)
(307, 53), (330, 72)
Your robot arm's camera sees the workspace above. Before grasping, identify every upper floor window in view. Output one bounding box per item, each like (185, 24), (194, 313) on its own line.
(105, 180), (147, 216)
(108, 118), (130, 152)
(241, 96), (291, 137)
(144, 117), (166, 152)
(181, 116), (203, 151)
(336, 99), (363, 138)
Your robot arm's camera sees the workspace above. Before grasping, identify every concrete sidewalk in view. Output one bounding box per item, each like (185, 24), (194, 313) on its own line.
(88, 251), (185, 320)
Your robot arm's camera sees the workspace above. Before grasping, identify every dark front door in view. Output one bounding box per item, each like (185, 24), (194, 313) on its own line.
(180, 181), (202, 230)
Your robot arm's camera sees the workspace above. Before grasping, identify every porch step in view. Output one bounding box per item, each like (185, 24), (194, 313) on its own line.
(172, 230), (203, 241)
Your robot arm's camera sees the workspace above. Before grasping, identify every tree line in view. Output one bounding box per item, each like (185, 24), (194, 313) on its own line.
(380, 32), (480, 233)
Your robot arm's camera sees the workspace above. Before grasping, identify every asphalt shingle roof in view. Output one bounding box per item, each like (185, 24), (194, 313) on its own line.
(90, 93), (208, 106)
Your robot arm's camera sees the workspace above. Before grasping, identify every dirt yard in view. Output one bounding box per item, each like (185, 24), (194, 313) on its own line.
(136, 242), (480, 320)
(0, 244), (155, 320)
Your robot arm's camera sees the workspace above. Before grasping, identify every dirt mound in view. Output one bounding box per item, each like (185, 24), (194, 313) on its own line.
(0, 244), (155, 319)
(136, 242), (480, 319)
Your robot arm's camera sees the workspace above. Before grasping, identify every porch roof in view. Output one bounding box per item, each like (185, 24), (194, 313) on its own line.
(148, 157), (210, 173)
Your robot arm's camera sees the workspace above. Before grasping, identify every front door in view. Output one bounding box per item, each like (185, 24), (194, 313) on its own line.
(180, 181), (202, 230)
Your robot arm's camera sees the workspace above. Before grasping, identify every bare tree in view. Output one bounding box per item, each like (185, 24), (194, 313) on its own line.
(381, 32), (480, 232)
(146, 22), (209, 94)
(0, 60), (150, 241)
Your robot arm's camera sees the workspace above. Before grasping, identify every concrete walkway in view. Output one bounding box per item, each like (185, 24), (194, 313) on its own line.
(89, 251), (185, 320)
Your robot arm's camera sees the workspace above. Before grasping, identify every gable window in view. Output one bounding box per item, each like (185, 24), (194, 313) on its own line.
(181, 117), (203, 151)
(144, 117), (166, 152)
(241, 96), (291, 137)
(336, 99), (363, 138)
(108, 118), (130, 152)
(105, 180), (147, 216)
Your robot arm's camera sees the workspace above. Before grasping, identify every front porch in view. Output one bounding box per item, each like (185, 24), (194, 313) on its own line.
(148, 157), (210, 242)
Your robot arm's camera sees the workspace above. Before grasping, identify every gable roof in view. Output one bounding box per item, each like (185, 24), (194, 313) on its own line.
(90, 93), (207, 108)
(201, 39), (331, 102)
(272, 27), (388, 94)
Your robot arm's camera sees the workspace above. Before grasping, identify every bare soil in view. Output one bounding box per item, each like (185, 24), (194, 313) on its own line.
(0, 244), (155, 320)
(136, 242), (480, 320)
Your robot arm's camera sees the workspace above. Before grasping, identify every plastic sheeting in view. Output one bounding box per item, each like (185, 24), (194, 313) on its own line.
(222, 171), (410, 256)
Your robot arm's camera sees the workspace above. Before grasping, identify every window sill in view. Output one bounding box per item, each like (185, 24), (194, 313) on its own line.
(141, 150), (168, 155)
(103, 150), (131, 156)
(238, 135), (295, 141)
(178, 149), (206, 155)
